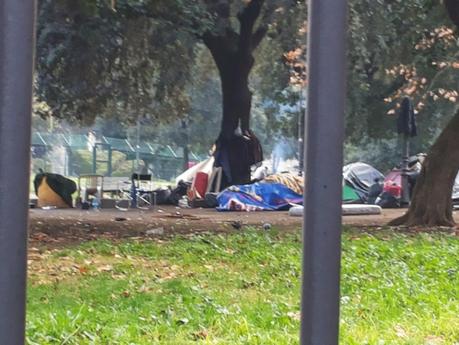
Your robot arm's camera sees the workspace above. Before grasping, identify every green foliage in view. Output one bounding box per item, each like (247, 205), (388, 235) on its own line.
(27, 229), (459, 344)
(35, 0), (306, 158)
(34, 0), (459, 164)
(36, 0), (207, 124)
(346, 0), (457, 148)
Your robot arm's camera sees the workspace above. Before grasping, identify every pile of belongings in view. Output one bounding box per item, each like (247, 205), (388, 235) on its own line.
(342, 163), (385, 204)
(263, 173), (303, 195)
(375, 154), (459, 208)
(217, 173), (303, 211)
(34, 171), (76, 208)
(216, 163), (386, 211)
(156, 157), (221, 207)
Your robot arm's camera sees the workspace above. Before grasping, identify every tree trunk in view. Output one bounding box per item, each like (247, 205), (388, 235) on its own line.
(214, 54), (254, 186)
(202, 1), (266, 186)
(219, 54), (254, 138)
(389, 110), (459, 227)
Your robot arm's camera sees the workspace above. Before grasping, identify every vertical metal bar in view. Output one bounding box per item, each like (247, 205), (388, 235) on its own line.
(108, 147), (113, 177)
(92, 145), (97, 174)
(298, 93), (305, 176)
(401, 136), (410, 205)
(0, 0), (37, 343)
(301, 0), (348, 344)
(136, 118), (141, 170)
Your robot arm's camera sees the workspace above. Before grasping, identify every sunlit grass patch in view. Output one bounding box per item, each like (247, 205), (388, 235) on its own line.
(27, 228), (459, 344)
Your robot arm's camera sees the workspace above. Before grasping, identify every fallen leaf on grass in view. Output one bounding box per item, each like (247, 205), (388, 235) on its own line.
(97, 265), (113, 273)
(78, 266), (89, 274)
(138, 284), (150, 293)
(287, 311), (301, 321)
(394, 325), (408, 338)
(192, 330), (208, 340)
(424, 335), (445, 345)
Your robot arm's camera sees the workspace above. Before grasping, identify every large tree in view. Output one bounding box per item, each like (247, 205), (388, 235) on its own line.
(36, 0), (303, 184)
(390, 0), (459, 227)
(198, 0), (302, 184)
(200, 1), (299, 137)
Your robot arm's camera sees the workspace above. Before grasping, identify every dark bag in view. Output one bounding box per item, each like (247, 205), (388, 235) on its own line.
(246, 130), (263, 166)
(376, 191), (400, 208)
(168, 181), (191, 205)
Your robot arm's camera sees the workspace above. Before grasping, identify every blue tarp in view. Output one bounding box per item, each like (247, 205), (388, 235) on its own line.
(217, 182), (303, 211)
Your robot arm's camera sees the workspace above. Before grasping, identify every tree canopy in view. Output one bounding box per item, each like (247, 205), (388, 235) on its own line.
(35, 0), (459, 170)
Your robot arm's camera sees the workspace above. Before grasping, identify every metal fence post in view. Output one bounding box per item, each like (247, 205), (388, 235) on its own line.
(0, 0), (37, 343)
(300, 0), (348, 344)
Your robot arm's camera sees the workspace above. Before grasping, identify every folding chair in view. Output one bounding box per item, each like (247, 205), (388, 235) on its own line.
(115, 173), (155, 210)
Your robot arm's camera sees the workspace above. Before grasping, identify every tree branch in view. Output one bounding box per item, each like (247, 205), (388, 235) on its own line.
(238, 0), (265, 53)
(252, 25), (268, 49)
(202, 28), (239, 70)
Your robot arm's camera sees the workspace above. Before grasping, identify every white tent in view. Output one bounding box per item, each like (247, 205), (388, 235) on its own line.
(175, 157), (214, 184)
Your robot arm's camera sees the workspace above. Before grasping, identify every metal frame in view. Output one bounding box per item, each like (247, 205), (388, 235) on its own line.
(115, 174), (155, 211)
(301, 0), (348, 344)
(0, 0), (37, 343)
(92, 142), (113, 176)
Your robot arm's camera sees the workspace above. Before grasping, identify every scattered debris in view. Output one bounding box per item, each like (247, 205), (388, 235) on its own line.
(146, 227), (165, 236)
(231, 221), (242, 230)
(192, 330), (208, 340)
(178, 197), (190, 209)
(287, 311), (301, 321)
(41, 206), (57, 210)
(176, 318), (189, 325)
(165, 213), (201, 220)
(114, 217), (128, 222)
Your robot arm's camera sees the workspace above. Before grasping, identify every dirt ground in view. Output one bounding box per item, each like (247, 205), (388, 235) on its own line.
(29, 206), (458, 247)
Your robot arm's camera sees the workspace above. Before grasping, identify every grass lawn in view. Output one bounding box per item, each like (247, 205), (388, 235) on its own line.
(27, 228), (459, 345)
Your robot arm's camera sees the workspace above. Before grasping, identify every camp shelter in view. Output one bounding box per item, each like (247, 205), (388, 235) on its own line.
(342, 184), (361, 203)
(343, 162), (384, 202)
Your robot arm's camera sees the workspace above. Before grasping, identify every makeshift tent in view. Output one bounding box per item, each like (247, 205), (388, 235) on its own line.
(217, 182), (303, 211)
(175, 157), (214, 184)
(342, 163), (384, 202)
(342, 184), (361, 203)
